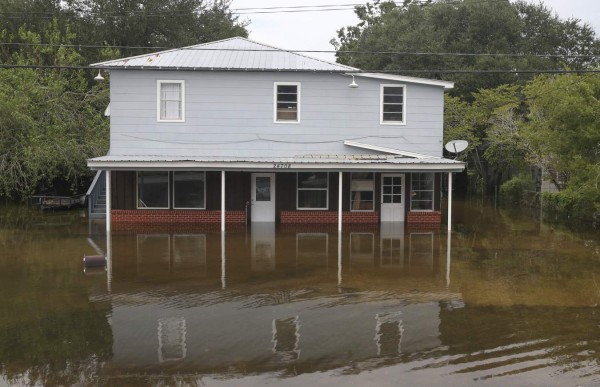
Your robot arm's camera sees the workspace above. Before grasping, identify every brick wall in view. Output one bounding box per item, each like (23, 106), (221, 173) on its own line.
(111, 210), (246, 224)
(280, 211), (379, 224)
(406, 211), (442, 224)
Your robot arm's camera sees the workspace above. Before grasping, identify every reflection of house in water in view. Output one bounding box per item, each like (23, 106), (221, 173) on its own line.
(349, 233), (375, 264)
(158, 317), (187, 362)
(101, 226), (452, 377)
(272, 316), (300, 361)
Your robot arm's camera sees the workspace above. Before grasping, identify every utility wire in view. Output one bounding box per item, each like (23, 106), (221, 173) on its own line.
(1, 42), (597, 59)
(1, 63), (598, 74)
(0, 0), (526, 17)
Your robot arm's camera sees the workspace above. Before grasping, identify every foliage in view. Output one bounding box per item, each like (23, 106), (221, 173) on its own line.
(522, 74), (600, 218)
(500, 174), (535, 205)
(0, 0), (249, 200)
(333, 0), (600, 98)
(66, 0), (248, 61)
(541, 191), (597, 221)
(444, 85), (525, 193)
(0, 22), (109, 198)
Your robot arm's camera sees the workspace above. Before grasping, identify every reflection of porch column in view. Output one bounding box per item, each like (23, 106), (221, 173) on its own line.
(447, 172), (453, 231)
(221, 170), (225, 232)
(337, 231), (342, 287)
(446, 230), (451, 288)
(338, 171), (343, 232)
(106, 170), (111, 232)
(106, 227), (112, 293)
(221, 230), (226, 289)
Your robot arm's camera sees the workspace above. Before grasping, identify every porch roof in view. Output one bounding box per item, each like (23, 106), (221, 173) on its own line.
(88, 154), (465, 172)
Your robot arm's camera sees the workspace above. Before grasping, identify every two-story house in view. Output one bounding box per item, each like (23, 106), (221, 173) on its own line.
(87, 37), (465, 230)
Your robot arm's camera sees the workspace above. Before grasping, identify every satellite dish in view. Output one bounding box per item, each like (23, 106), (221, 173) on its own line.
(445, 140), (469, 154)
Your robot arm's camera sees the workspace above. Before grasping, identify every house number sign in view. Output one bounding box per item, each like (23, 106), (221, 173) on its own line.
(273, 163), (291, 169)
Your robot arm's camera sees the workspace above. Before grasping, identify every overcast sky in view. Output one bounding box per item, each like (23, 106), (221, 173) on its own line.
(232, 0), (600, 62)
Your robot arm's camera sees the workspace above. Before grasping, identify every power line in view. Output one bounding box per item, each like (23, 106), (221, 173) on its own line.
(1, 63), (599, 75)
(1, 42), (597, 59)
(0, 0), (523, 17)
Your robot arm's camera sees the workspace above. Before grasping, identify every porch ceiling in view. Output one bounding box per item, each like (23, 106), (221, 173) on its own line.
(88, 154), (465, 172)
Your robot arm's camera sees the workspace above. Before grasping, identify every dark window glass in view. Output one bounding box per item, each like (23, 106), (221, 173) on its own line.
(382, 86), (405, 123)
(256, 176), (271, 201)
(276, 84), (298, 121)
(138, 171), (169, 208)
(174, 171), (205, 209)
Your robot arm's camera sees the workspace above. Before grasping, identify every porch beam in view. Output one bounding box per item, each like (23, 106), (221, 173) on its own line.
(105, 170), (111, 232)
(338, 171), (343, 231)
(447, 172), (453, 231)
(221, 170), (225, 231)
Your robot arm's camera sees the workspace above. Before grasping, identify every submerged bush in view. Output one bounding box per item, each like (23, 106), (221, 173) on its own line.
(542, 191), (597, 221)
(500, 174), (535, 205)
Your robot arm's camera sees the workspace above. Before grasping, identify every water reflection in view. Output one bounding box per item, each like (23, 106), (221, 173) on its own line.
(2, 201), (600, 385)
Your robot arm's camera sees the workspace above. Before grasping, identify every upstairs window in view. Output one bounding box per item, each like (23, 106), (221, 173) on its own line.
(158, 80), (185, 122)
(380, 84), (405, 125)
(274, 82), (300, 123)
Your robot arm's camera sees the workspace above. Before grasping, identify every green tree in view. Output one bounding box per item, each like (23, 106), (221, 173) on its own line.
(0, 21), (109, 199)
(333, 0), (599, 98)
(67, 0), (248, 60)
(521, 74), (600, 217)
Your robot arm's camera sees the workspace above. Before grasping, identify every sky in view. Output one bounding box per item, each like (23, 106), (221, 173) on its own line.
(231, 0), (600, 62)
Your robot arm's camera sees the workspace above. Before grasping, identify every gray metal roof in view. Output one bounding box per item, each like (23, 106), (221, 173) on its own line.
(88, 154), (465, 172)
(92, 37), (358, 72)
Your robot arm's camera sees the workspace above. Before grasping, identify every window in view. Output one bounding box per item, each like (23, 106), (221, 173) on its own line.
(380, 84), (405, 124)
(158, 80), (184, 122)
(173, 171), (205, 209)
(350, 172), (375, 211)
(274, 82), (300, 123)
(410, 172), (434, 210)
(137, 171), (169, 209)
(297, 172), (328, 209)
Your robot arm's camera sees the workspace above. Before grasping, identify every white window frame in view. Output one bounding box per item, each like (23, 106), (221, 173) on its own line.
(172, 171), (206, 210)
(350, 172), (375, 212)
(136, 171), (170, 210)
(380, 84), (406, 125)
(410, 172), (434, 211)
(296, 172), (329, 210)
(274, 82), (301, 124)
(157, 80), (185, 122)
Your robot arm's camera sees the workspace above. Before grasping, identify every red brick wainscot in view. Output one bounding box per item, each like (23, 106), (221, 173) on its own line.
(111, 210), (246, 224)
(406, 211), (442, 224)
(280, 211), (379, 224)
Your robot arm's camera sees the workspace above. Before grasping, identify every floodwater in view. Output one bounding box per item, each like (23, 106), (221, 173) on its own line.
(0, 201), (600, 386)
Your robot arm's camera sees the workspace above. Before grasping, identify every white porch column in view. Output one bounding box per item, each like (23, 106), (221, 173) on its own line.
(447, 172), (453, 231)
(338, 171), (343, 232)
(221, 170), (226, 232)
(105, 170), (111, 232)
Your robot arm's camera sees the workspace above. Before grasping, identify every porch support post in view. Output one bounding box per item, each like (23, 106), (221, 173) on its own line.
(221, 170), (225, 232)
(105, 170), (111, 232)
(338, 171), (343, 232)
(447, 172), (453, 231)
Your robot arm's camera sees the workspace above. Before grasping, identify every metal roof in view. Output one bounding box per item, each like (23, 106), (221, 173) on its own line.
(92, 37), (358, 72)
(88, 154), (465, 172)
(350, 73), (454, 89)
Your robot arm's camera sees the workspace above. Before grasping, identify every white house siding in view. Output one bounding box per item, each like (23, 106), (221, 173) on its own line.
(108, 71), (445, 159)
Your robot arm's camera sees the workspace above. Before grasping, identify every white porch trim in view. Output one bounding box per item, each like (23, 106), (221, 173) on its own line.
(343, 140), (438, 159)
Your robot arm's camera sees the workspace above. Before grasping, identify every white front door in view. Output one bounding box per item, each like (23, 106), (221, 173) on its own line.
(251, 173), (276, 222)
(381, 174), (405, 222)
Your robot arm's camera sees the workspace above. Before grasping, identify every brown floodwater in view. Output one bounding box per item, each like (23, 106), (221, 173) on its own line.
(0, 200), (599, 386)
